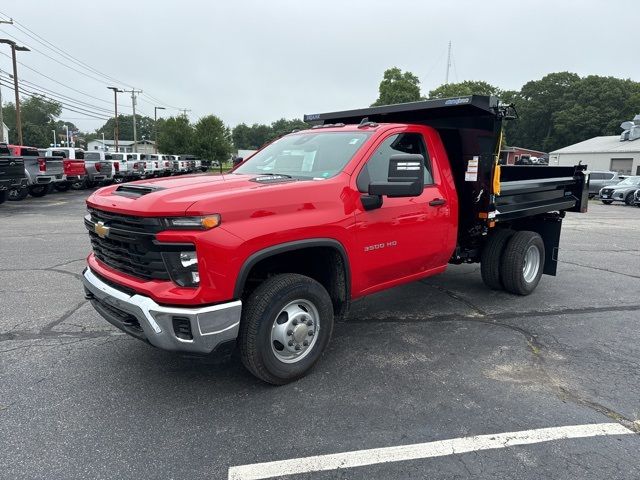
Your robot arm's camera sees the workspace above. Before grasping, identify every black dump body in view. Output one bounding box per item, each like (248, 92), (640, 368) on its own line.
(0, 143), (27, 190)
(305, 96), (588, 271)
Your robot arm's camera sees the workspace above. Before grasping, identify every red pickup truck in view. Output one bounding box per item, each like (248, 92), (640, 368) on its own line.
(82, 96), (588, 384)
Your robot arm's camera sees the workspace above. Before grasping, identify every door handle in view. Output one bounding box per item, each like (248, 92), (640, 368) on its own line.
(429, 198), (447, 207)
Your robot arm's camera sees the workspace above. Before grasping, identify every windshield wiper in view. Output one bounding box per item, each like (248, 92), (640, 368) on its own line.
(255, 173), (293, 178)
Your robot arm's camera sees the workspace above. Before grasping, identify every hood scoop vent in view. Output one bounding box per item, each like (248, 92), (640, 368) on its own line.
(114, 184), (165, 198)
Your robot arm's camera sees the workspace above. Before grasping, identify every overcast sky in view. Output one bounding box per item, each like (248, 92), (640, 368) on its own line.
(0, 0), (636, 133)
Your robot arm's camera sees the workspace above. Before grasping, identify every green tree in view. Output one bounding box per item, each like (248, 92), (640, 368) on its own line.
(2, 96), (63, 146)
(232, 123), (273, 150)
(95, 114), (154, 141)
(372, 67), (421, 106)
(156, 116), (194, 154)
(191, 115), (232, 162)
(428, 80), (502, 99)
(269, 118), (309, 140)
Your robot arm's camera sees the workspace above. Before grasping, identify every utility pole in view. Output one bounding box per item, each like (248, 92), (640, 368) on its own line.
(107, 87), (123, 152)
(154, 106), (165, 153)
(123, 89), (142, 152)
(180, 108), (191, 118)
(0, 72), (4, 142)
(445, 40), (452, 85)
(0, 39), (30, 145)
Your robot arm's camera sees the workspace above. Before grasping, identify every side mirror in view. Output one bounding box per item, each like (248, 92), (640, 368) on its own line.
(368, 154), (425, 198)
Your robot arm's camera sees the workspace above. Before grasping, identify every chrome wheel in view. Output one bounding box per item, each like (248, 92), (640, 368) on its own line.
(270, 299), (320, 364)
(523, 244), (541, 283)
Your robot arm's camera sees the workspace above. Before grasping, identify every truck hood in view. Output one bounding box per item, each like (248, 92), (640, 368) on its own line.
(87, 173), (303, 216)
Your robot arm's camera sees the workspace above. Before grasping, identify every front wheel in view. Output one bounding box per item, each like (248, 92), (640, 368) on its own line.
(500, 231), (545, 296)
(28, 185), (49, 197)
(625, 193), (635, 206)
(239, 273), (334, 385)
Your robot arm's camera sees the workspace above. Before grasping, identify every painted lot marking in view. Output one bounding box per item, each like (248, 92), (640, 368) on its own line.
(228, 423), (634, 480)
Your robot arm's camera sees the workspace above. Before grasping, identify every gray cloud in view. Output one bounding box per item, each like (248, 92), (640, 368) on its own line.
(2, 0), (636, 132)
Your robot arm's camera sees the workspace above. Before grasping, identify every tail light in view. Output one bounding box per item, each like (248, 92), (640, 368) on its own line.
(95, 163), (101, 172)
(155, 162), (159, 168)
(114, 162), (120, 172)
(38, 158), (46, 172)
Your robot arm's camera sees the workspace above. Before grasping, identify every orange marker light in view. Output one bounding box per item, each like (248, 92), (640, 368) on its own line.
(201, 215), (221, 229)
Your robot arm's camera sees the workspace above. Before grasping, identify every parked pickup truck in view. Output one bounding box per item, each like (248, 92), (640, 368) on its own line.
(82, 96), (588, 384)
(83, 151), (114, 187)
(7, 145), (64, 200)
(46, 148), (87, 191)
(110, 153), (143, 183)
(0, 143), (28, 204)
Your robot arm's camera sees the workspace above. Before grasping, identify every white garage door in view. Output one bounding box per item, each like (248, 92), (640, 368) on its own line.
(610, 158), (633, 175)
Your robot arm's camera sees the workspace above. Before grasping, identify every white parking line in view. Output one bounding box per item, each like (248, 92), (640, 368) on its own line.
(227, 423), (634, 480)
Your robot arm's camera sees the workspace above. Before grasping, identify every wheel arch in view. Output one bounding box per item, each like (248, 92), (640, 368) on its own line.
(234, 238), (351, 318)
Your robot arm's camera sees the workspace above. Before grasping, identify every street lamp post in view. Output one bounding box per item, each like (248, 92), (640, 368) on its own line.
(0, 39), (30, 145)
(154, 106), (165, 153)
(107, 87), (123, 152)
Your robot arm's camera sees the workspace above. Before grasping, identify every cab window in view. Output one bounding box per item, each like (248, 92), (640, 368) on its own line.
(357, 133), (433, 193)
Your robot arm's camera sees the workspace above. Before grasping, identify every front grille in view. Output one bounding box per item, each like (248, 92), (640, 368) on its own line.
(96, 297), (143, 333)
(601, 188), (613, 195)
(86, 208), (170, 281)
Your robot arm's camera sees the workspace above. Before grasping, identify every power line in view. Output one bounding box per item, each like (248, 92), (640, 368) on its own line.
(0, 71), (115, 114)
(0, 50), (128, 109)
(0, 10), (184, 112)
(0, 78), (110, 120)
(0, 11), (135, 89)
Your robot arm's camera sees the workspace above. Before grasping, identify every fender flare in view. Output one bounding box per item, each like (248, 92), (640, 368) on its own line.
(233, 238), (351, 300)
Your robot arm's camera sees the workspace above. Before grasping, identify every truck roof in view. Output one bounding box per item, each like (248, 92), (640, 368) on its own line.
(304, 95), (505, 132)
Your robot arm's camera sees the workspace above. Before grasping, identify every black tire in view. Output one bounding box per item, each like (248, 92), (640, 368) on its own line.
(0, 190), (5, 204)
(480, 228), (514, 290)
(54, 183), (71, 192)
(70, 180), (86, 190)
(239, 273), (334, 385)
(28, 185), (49, 197)
(601, 200), (613, 205)
(500, 231), (545, 296)
(624, 193), (635, 206)
(8, 187), (28, 201)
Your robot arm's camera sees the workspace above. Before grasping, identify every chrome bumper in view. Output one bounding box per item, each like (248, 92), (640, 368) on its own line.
(82, 268), (241, 354)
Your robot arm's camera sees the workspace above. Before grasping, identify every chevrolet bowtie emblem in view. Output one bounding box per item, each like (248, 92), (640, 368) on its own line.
(94, 221), (110, 239)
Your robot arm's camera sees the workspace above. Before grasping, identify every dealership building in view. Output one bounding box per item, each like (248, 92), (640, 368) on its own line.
(549, 117), (640, 175)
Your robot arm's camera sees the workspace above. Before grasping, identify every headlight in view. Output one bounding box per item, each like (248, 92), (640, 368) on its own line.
(162, 214), (221, 230)
(162, 249), (200, 287)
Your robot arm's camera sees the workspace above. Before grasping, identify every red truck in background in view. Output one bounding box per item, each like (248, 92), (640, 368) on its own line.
(46, 148), (87, 190)
(82, 96), (588, 384)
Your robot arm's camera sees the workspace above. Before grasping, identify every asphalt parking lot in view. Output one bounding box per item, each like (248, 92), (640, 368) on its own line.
(1, 191), (639, 480)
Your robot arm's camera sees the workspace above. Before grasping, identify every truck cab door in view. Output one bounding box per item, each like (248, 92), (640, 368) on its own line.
(353, 129), (454, 294)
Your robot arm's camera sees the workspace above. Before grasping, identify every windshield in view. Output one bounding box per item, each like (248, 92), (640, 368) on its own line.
(617, 177), (640, 186)
(234, 131), (372, 179)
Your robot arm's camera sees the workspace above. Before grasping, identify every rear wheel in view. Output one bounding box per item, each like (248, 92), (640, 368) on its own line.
(239, 273), (334, 385)
(8, 187), (28, 201)
(500, 231), (545, 296)
(480, 228), (514, 290)
(601, 200), (613, 205)
(54, 183), (71, 192)
(28, 185), (49, 197)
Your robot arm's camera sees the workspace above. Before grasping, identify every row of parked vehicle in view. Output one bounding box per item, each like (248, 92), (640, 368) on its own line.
(588, 170), (640, 207)
(0, 143), (211, 203)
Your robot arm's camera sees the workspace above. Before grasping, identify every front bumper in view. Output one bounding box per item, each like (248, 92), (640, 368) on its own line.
(82, 267), (242, 354)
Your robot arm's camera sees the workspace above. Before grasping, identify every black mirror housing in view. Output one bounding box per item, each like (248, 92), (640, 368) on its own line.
(368, 154), (425, 198)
